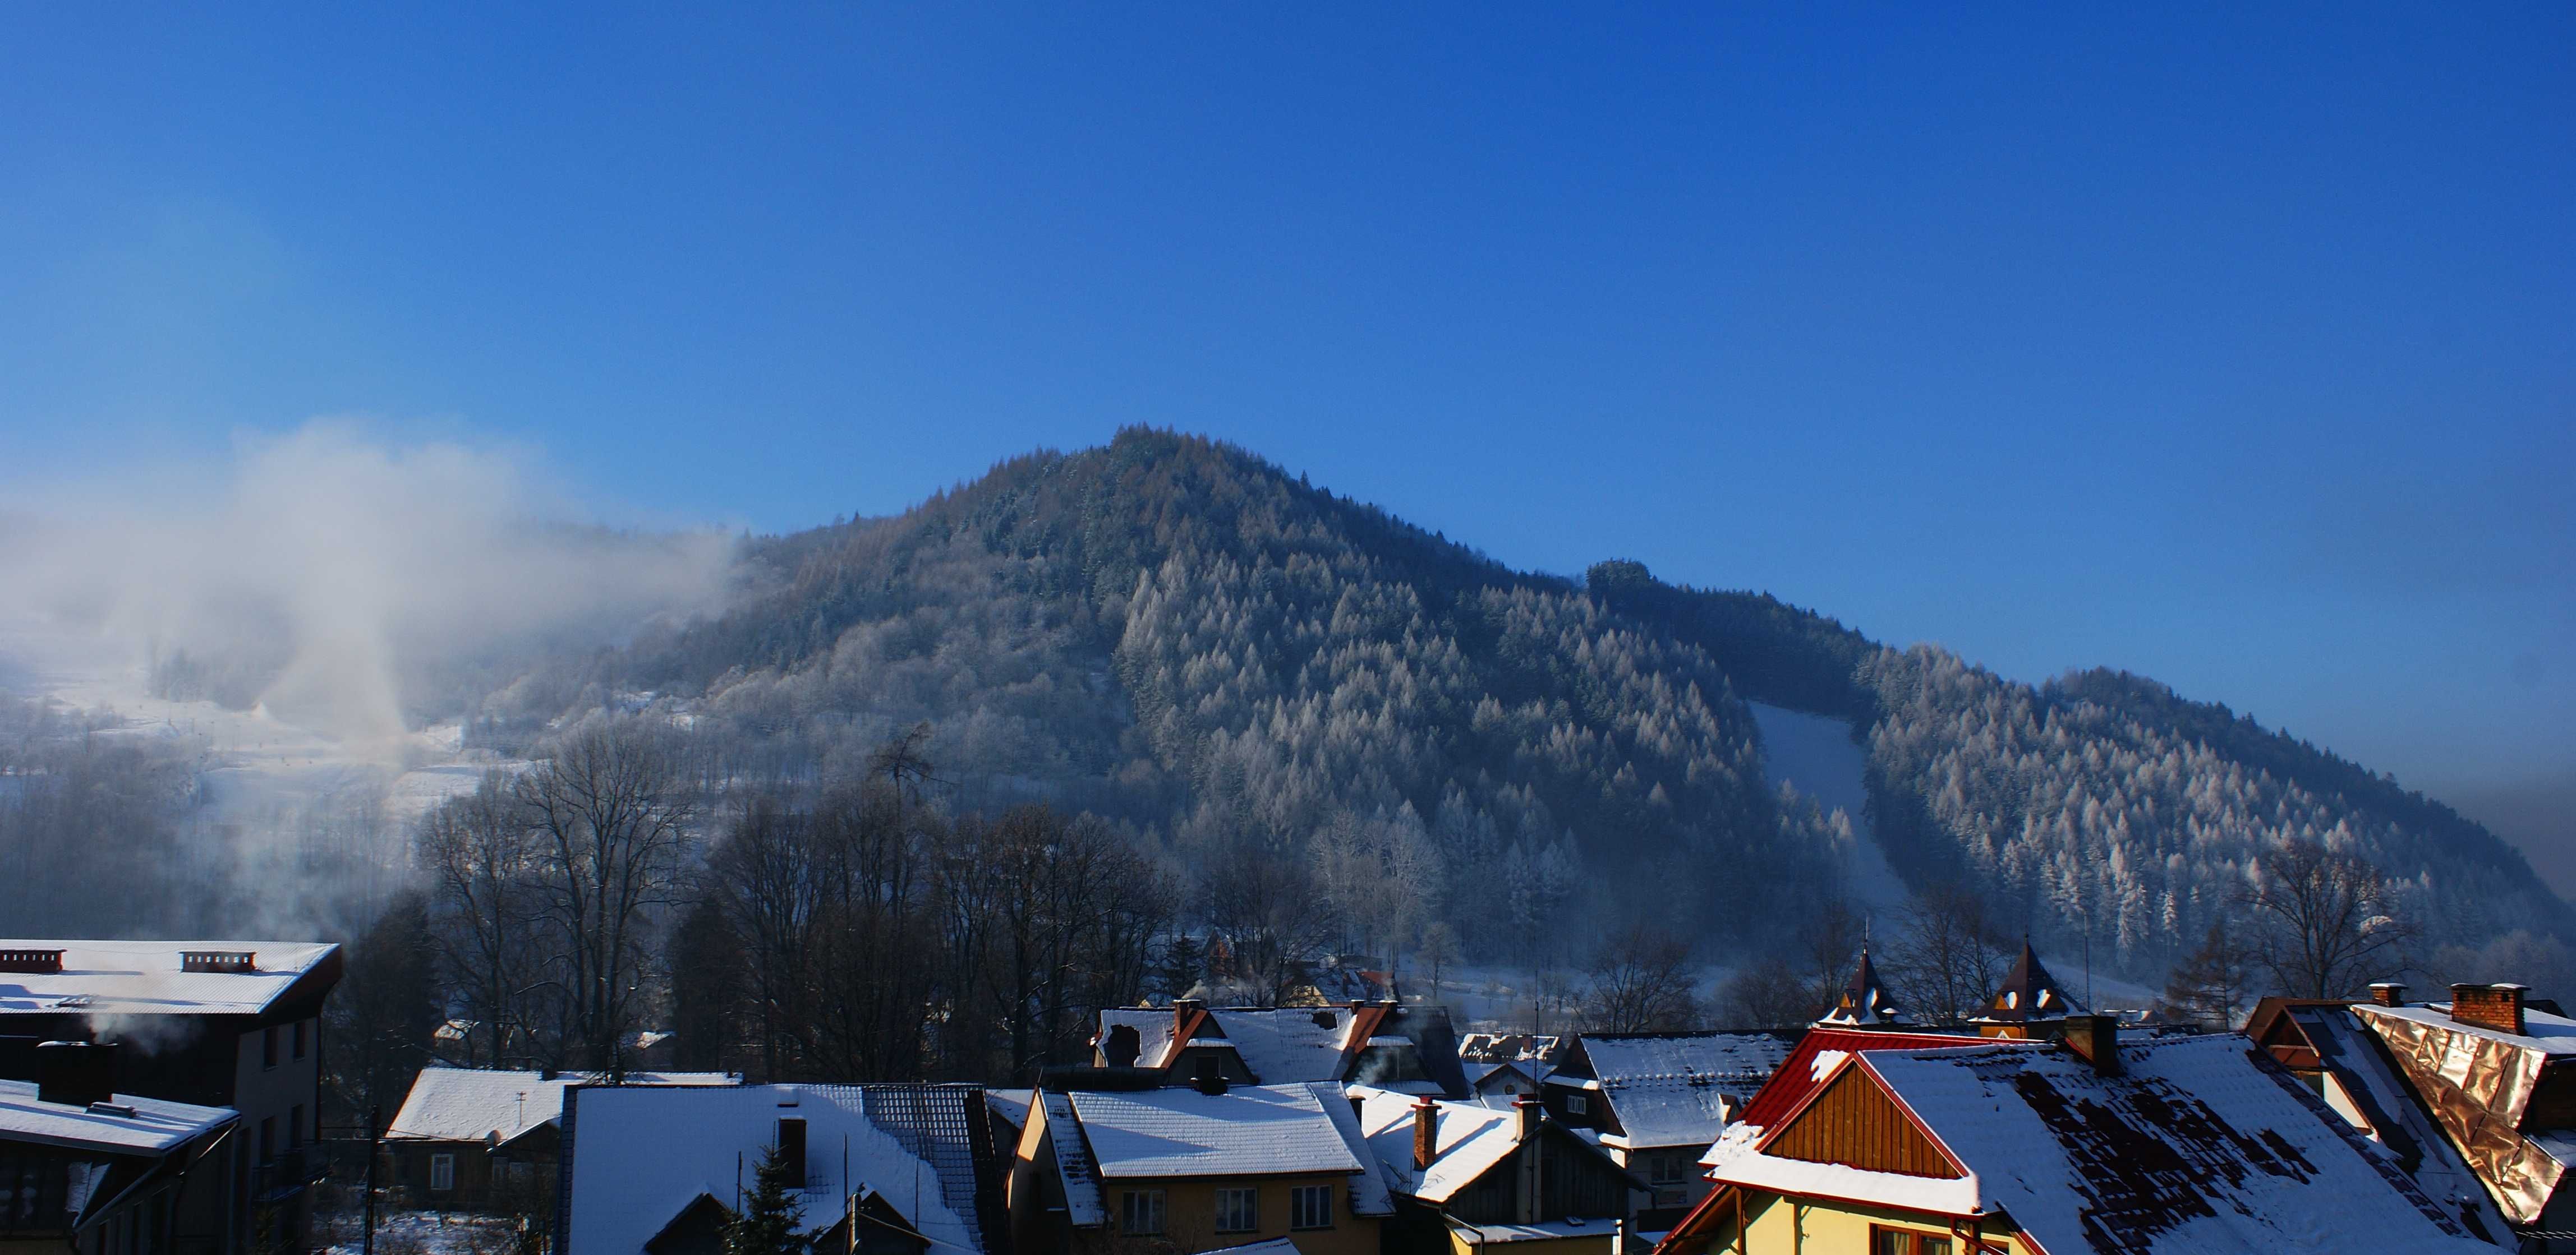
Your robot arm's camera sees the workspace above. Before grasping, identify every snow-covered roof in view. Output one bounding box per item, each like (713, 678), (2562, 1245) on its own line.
(560, 1085), (999, 1255)
(1847, 1036), (2488, 1252)
(1096, 1008), (1180, 1068)
(1036, 1091), (1103, 1227)
(2278, 1005), (2510, 1239)
(1452, 1219), (1618, 1244)
(0, 940), (338, 1016)
(2361, 1001), (2576, 1059)
(1062, 1082), (1377, 1185)
(1213, 1008), (1364, 1083)
(0, 1078), (234, 1155)
(982, 1088), (1032, 1133)
(1970, 942), (2082, 1026)
(387, 1068), (738, 1145)
(1198, 1239), (1302, 1255)
(1558, 1032), (1791, 1151)
(1354, 1088), (1521, 1203)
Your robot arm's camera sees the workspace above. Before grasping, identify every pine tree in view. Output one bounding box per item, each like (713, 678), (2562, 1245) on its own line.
(725, 1143), (805, 1255)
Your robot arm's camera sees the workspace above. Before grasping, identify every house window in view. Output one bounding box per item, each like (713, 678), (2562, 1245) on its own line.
(291, 1020), (307, 1060)
(429, 1153), (456, 1193)
(1565, 1093), (1588, 1115)
(1118, 1190), (1165, 1235)
(261, 1026), (278, 1070)
(289, 1105), (305, 1150)
(1214, 1187), (1258, 1233)
(257, 1118), (275, 1165)
(1871, 1225), (1954, 1255)
(1290, 1184), (1333, 1230)
(1650, 1153), (1686, 1184)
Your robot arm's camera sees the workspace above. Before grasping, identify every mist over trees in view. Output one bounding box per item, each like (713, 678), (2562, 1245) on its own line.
(7, 427), (2572, 1071)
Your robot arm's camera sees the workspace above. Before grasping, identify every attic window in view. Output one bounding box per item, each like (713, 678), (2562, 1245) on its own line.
(1312, 1011), (1337, 1029)
(182, 951), (256, 973)
(0, 949), (64, 973)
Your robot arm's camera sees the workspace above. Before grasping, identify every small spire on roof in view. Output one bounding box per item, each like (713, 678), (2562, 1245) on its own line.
(1974, 940), (2083, 1026)
(1815, 945), (1908, 1028)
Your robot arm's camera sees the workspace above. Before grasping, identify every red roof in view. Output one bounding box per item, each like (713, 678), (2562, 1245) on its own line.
(1731, 1027), (1991, 1132)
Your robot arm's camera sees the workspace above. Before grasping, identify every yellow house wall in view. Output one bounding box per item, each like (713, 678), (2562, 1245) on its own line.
(1095, 1175), (1379, 1255)
(1691, 1191), (2029, 1255)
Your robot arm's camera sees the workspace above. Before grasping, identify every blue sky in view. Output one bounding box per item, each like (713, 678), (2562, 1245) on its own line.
(2, 7), (2569, 866)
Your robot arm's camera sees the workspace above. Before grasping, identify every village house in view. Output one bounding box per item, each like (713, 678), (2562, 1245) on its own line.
(1351, 1087), (1643, 1254)
(1655, 1019), (2493, 1254)
(1090, 1000), (1472, 1098)
(556, 1082), (1009, 1255)
(1007, 1078), (1392, 1254)
(2308, 981), (2576, 1251)
(0, 940), (341, 1254)
(1462, 1056), (1549, 1109)
(382, 1066), (738, 1211)
(0, 1044), (239, 1255)
(1537, 1032), (1793, 1226)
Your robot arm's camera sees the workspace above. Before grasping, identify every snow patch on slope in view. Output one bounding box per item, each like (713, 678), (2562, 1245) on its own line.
(1746, 701), (1908, 918)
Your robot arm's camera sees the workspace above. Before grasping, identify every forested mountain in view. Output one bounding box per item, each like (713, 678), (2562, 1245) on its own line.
(481, 428), (2565, 979)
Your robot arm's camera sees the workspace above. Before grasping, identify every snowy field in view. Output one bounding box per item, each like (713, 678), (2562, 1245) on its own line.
(0, 611), (527, 926)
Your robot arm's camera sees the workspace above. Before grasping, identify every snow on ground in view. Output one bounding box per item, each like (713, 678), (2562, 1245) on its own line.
(0, 612), (525, 885)
(316, 1208), (525, 1255)
(1745, 701), (1907, 919)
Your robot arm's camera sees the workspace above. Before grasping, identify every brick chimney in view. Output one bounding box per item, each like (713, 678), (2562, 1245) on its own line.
(1513, 1095), (1542, 1224)
(2452, 984), (2527, 1035)
(2061, 1014), (2120, 1077)
(1412, 1095), (1438, 1170)
(1174, 998), (1204, 1040)
(2369, 981), (2407, 1007)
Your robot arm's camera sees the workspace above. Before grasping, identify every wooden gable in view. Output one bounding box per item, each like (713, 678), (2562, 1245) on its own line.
(1763, 1062), (1962, 1179)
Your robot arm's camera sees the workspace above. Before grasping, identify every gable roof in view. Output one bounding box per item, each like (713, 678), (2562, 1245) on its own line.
(1092, 1003), (1470, 1097)
(1355, 1089), (1521, 1203)
(560, 1084), (1002, 1255)
(1552, 1032), (1795, 1151)
(1352, 1087), (1639, 1206)
(1710, 1036), (2489, 1254)
(387, 1068), (738, 1147)
(1726, 1028), (1990, 1141)
(0, 940), (339, 1017)
(1971, 943), (2081, 1026)
(2354, 999), (2576, 1225)
(1814, 948), (1905, 1027)
(1059, 1082), (1389, 1215)
(2267, 1005), (2509, 1242)
(1034, 1091), (1103, 1228)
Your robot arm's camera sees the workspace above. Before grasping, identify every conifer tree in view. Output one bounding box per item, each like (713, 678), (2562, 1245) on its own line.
(725, 1143), (805, 1255)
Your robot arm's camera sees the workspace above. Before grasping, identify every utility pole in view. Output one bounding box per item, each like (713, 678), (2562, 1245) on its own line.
(362, 1106), (382, 1255)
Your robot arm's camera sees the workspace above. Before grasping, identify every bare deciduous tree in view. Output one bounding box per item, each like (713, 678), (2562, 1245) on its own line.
(1580, 924), (1701, 1033)
(1886, 883), (2011, 1026)
(417, 773), (542, 1065)
(518, 717), (693, 1072)
(2243, 841), (2413, 999)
